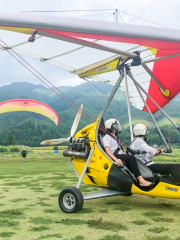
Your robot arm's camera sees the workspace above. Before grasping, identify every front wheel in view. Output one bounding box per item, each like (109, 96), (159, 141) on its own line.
(58, 187), (84, 213)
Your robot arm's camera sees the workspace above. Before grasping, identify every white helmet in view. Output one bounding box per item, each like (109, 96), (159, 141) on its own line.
(105, 118), (121, 133)
(133, 123), (147, 137)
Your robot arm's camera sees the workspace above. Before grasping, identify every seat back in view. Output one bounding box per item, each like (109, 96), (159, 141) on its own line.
(98, 134), (105, 151)
(98, 117), (106, 135)
(136, 158), (154, 180)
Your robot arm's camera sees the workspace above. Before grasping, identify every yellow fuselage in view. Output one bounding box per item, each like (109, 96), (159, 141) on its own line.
(71, 118), (180, 199)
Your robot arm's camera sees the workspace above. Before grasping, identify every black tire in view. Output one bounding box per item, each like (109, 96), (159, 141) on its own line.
(58, 187), (84, 213)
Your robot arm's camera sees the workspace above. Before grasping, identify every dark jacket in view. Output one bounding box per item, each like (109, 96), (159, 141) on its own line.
(21, 150), (27, 157)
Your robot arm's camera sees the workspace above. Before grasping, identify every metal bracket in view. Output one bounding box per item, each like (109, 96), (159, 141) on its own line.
(28, 30), (37, 42)
(117, 58), (130, 74)
(1, 46), (10, 50)
(131, 51), (141, 66)
(40, 58), (48, 62)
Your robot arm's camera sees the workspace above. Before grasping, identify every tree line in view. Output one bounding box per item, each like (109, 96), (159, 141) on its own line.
(3, 118), (180, 148)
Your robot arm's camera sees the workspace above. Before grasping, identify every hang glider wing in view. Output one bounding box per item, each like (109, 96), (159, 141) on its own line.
(0, 12), (180, 113)
(0, 99), (59, 125)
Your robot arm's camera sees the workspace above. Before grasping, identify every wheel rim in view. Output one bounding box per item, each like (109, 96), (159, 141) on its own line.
(63, 193), (76, 209)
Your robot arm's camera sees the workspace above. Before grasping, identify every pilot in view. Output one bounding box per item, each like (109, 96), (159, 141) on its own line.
(102, 119), (152, 187)
(131, 123), (180, 182)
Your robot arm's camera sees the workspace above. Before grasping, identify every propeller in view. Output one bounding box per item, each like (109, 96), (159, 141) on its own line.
(40, 104), (83, 145)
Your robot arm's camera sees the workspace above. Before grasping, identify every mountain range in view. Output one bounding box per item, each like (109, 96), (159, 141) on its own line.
(0, 81), (179, 147)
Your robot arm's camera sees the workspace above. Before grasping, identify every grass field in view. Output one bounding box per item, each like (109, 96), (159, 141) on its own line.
(1, 150), (180, 240)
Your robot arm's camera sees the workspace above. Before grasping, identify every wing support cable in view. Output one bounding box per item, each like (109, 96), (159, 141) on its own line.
(127, 70), (180, 132)
(1, 35), (43, 50)
(0, 39), (99, 126)
(0, 39), (128, 148)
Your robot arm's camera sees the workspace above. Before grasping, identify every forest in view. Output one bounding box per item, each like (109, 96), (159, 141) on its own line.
(0, 81), (179, 148)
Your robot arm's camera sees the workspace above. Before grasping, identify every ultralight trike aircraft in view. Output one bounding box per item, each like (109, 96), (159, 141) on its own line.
(0, 10), (180, 213)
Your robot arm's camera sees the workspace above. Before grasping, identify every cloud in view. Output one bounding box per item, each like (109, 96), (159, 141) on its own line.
(0, 0), (180, 88)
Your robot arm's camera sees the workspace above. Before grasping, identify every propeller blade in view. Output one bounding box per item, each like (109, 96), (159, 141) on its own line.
(70, 103), (83, 137)
(40, 138), (69, 145)
(41, 104), (83, 145)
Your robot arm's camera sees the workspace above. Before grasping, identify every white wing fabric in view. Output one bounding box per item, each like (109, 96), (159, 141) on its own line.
(0, 12), (180, 113)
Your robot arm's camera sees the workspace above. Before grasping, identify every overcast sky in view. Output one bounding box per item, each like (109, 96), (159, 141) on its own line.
(0, 0), (180, 87)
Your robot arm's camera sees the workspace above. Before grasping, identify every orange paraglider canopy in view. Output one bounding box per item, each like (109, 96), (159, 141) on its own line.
(0, 99), (59, 125)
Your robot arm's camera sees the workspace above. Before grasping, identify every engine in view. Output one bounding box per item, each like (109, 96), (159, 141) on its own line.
(63, 135), (90, 159)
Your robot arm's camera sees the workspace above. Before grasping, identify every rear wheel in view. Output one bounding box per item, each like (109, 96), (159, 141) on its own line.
(58, 187), (84, 213)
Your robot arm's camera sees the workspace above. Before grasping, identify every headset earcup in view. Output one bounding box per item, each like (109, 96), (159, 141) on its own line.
(111, 123), (118, 131)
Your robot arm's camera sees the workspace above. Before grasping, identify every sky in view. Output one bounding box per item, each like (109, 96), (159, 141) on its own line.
(0, 0), (180, 88)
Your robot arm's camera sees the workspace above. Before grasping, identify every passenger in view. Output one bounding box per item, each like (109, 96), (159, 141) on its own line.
(103, 119), (152, 187)
(131, 123), (180, 182)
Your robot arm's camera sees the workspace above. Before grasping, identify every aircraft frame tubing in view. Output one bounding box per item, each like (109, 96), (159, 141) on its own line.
(127, 70), (180, 131)
(133, 82), (169, 149)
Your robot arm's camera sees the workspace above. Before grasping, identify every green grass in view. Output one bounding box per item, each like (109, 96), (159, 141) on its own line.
(38, 233), (63, 239)
(60, 218), (86, 225)
(0, 209), (24, 219)
(143, 212), (163, 217)
(147, 226), (168, 233)
(87, 218), (127, 231)
(29, 226), (49, 232)
(43, 209), (57, 213)
(69, 236), (85, 240)
(114, 206), (132, 211)
(0, 232), (15, 238)
(99, 209), (108, 213)
(0, 151), (180, 239)
(10, 198), (28, 202)
(131, 220), (149, 225)
(100, 235), (126, 240)
(152, 217), (174, 222)
(29, 217), (54, 225)
(77, 208), (94, 214)
(145, 235), (171, 240)
(0, 219), (19, 227)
